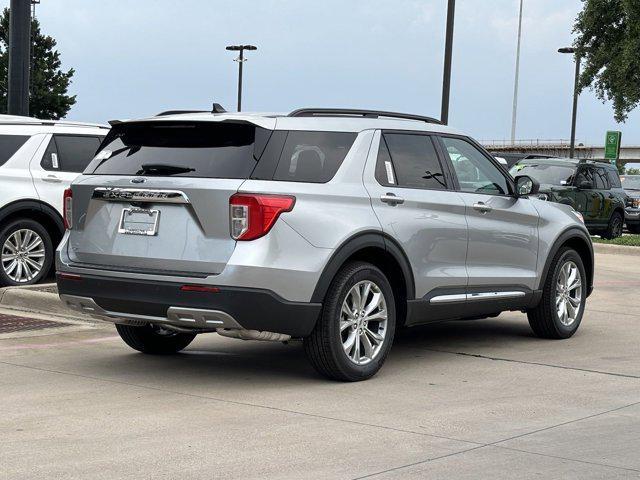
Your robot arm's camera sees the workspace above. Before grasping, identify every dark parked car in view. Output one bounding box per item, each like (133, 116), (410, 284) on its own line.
(621, 174), (640, 233)
(510, 158), (626, 239)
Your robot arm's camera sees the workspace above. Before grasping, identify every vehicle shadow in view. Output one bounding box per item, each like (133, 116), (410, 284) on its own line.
(81, 315), (537, 386)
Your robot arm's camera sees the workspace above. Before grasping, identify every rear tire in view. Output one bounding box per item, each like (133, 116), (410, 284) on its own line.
(601, 212), (623, 239)
(0, 218), (53, 287)
(116, 324), (196, 354)
(527, 247), (586, 339)
(304, 261), (396, 381)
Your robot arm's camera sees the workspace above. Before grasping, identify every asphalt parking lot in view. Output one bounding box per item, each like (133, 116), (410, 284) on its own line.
(2, 251), (640, 479)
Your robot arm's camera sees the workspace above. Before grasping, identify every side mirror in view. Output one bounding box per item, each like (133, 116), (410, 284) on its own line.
(514, 175), (539, 197)
(578, 180), (592, 190)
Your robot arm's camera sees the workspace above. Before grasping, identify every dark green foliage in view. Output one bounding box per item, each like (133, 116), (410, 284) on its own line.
(574, 0), (640, 123)
(0, 7), (76, 119)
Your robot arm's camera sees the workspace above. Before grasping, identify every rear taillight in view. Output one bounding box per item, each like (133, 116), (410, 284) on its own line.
(229, 193), (295, 241)
(63, 188), (73, 229)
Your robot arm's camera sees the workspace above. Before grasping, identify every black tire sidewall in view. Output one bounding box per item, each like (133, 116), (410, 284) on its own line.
(0, 219), (53, 286)
(324, 264), (396, 380)
(604, 212), (623, 239)
(547, 249), (587, 338)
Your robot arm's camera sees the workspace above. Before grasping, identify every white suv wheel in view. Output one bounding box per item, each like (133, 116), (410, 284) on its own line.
(2, 228), (46, 283)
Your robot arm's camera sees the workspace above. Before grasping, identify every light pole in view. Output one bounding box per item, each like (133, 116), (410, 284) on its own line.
(440, 0), (455, 125)
(510, 0), (524, 144)
(558, 47), (580, 158)
(225, 44), (257, 112)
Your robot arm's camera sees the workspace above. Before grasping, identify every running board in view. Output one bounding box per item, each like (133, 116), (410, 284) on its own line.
(429, 291), (526, 304)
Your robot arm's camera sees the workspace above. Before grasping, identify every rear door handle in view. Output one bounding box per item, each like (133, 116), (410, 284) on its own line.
(380, 193), (404, 206)
(42, 174), (62, 183)
(473, 202), (492, 213)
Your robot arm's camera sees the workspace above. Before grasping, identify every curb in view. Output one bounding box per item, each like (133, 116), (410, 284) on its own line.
(0, 284), (94, 321)
(593, 242), (640, 256)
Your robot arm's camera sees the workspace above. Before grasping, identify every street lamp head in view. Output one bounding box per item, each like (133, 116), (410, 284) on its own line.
(558, 47), (576, 54)
(226, 45), (258, 51)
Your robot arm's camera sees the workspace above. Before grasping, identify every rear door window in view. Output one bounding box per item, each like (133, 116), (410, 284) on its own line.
(89, 122), (266, 178)
(375, 133), (446, 189)
(607, 169), (622, 188)
(273, 131), (356, 183)
(0, 134), (30, 166)
(41, 135), (102, 173)
(594, 167), (610, 190)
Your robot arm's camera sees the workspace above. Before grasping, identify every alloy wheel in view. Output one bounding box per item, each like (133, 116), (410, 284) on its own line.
(555, 260), (582, 326)
(1, 229), (46, 283)
(340, 280), (388, 365)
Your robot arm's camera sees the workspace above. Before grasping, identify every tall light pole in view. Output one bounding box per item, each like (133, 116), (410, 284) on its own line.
(8, 0), (31, 116)
(558, 47), (580, 159)
(440, 0), (455, 125)
(225, 44), (257, 112)
(510, 0), (524, 144)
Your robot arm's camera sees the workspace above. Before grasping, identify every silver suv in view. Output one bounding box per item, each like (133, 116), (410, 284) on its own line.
(57, 108), (594, 381)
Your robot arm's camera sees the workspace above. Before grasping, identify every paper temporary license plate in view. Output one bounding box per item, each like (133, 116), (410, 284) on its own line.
(117, 208), (160, 236)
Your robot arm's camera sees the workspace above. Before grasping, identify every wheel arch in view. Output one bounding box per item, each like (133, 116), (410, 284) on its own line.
(540, 227), (594, 297)
(0, 199), (64, 247)
(310, 231), (415, 326)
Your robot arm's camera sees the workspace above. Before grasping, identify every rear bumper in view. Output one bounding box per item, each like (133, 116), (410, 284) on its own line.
(57, 273), (321, 337)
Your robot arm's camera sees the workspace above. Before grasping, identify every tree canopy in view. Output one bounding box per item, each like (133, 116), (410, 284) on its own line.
(574, 0), (640, 123)
(0, 7), (76, 119)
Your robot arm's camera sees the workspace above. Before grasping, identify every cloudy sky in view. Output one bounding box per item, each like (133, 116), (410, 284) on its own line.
(11, 0), (640, 144)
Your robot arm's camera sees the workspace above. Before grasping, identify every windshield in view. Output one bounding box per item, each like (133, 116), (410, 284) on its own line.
(86, 121), (267, 178)
(621, 175), (640, 190)
(510, 162), (576, 186)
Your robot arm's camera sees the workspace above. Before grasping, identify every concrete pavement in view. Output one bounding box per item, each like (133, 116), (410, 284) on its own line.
(1, 252), (639, 479)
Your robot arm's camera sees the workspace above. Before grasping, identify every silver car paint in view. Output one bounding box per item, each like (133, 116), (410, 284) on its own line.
(57, 112), (589, 308)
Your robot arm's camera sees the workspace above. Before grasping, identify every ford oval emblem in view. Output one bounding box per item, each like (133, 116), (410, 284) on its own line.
(131, 177), (146, 184)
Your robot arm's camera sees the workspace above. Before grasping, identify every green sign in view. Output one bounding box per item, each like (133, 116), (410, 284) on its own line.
(605, 130), (622, 164)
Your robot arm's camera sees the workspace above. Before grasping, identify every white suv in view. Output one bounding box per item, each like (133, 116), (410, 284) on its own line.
(0, 115), (108, 286)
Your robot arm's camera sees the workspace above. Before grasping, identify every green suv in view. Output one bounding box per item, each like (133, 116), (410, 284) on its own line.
(510, 158), (626, 239)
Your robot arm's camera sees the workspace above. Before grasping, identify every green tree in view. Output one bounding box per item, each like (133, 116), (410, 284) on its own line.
(0, 7), (76, 119)
(626, 167), (640, 175)
(574, 1), (640, 123)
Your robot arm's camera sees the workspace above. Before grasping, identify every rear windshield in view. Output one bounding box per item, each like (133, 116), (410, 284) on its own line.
(87, 122), (267, 178)
(0, 134), (30, 167)
(510, 162), (577, 186)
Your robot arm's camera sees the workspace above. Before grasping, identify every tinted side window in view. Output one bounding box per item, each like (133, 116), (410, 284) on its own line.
(55, 135), (101, 173)
(575, 167), (594, 188)
(594, 168), (609, 190)
(273, 131), (356, 183)
(441, 137), (509, 195)
(40, 136), (59, 171)
(607, 169), (621, 188)
(0, 134), (30, 167)
(377, 133), (446, 189)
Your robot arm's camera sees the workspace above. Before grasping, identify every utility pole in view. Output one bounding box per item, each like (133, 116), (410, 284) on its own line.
(510, 0), (524, 144)
(558, 47), (580, 159)
(8, 0), (31, 116)
(440, 0), (455, 125)
(225, 44), (257, 112)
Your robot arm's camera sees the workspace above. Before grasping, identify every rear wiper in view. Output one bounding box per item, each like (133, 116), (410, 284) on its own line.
(136, 163), (195, 176)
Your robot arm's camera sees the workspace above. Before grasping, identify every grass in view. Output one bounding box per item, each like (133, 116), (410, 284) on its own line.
(592, 234), (640, 246)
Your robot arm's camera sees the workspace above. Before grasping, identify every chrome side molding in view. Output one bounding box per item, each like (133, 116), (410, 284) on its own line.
(92, 187), (190, 204)
(430, 291), (526, 304)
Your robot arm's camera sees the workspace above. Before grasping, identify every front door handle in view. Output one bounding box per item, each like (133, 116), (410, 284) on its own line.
(42, 174), (62, 183)
(473, 201), (492, 214)
(380, 193), (404, 206)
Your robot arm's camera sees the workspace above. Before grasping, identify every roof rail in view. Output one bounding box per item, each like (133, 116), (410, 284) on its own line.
(156, 103), (227, 117)
(156, 110), (208, 117)
(288, 108), (442, 125)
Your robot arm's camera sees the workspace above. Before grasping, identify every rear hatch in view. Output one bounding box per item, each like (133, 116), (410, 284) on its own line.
(66, 120), (273, 276)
